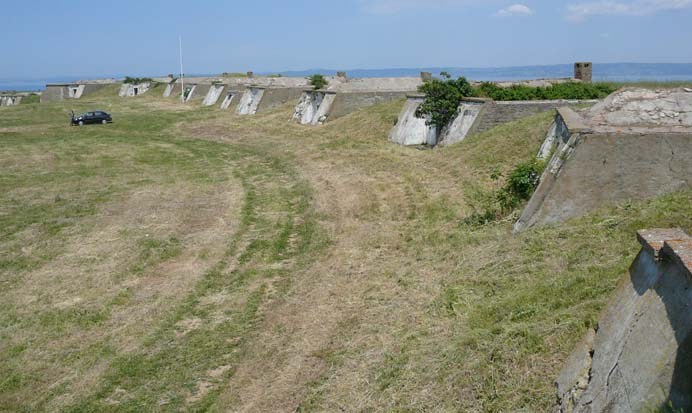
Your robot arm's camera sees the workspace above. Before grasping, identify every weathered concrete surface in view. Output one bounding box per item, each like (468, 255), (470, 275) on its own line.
(236, 88), (265, 115)
(163, 82), (175, 98)
(0, 95), (22, 106)
(437, 99), (486, 146)
(328, 91), (408, 120)
(220, 90), (241, 110)
(388, 95), (438, 146)
(292, 91), (335, 125)
(556, 229), (692, 413)
(40, 83), (110, 102)
(469, 99), (597, 136)
(587, 88), (692, 130)
(515, 88), (692, 232)
(185, 84), (211, 102)
(202, 84), (225, 106)
(255, 87), (303, 114)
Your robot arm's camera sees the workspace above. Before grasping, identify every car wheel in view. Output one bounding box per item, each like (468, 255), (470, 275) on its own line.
(102, 119), (107, 124)
(78, 121), (84, 126)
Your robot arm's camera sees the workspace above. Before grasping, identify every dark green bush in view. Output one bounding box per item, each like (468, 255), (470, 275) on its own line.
(416, 72), (474, 130)
(124, 77), (153, 84)
(464, 159), (546, 225)
(475, 81), (616, 101)
(309, 74), (328, 90)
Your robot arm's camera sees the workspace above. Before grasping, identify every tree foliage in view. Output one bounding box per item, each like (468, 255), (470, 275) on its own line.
(415, 72), (474, 130)
(124, 77), (153, 84)
(309, 74), (328, 90)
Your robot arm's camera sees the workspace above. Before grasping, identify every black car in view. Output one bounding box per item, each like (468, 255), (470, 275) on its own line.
(71, 111), (112, 126)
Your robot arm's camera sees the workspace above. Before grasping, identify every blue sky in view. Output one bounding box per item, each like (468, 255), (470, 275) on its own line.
(1, 0), (691, 79)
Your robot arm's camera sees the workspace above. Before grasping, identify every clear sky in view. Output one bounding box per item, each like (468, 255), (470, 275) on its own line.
(2, 0), (691, 79)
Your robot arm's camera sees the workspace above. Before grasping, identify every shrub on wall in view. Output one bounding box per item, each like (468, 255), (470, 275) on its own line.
(475, 82), (615, 101)
(309, 74), (328, 90)
(124, 77), (153, 84)
(415, 72), (474, 130)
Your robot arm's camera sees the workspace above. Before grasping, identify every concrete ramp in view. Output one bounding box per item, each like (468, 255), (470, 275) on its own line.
(163, 83), (175, 98)
(203, 84), (225, 106)
(556, 228), (692, 412)
(236, 88), (265, 115)
(437, 99), (485, 146)
(389, 95), (438, 146)
(515, 88), (692, 232)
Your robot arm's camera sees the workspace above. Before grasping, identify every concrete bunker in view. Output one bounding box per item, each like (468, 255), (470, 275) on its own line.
(119, 82), (152, 97)
(163, 82), (175, 98)
(203, 84), (226, 106)
(292, 90), (336, 125)
(556, 228), (692, 412)
(514, 88), (692, 233)
(41, 82), (113, 103)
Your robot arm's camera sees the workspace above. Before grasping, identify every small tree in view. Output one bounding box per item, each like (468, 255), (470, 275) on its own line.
(415, 72), (474, 130)
(309, 74), (328, 90)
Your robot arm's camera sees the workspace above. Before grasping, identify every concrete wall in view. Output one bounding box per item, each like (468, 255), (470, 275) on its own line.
(437, 99), (486, 146)
(203, 84), (225, 106)
(41, 85), (69, 103)
(389, 95), (438, 146)
(118, 83), (152, 97)
(220, 90), (241, 111)
(328, 91), (408, 120)
(255, 87), (304, 113)
(556, 228), (692, 412)
(514, 108), (692, 232)
(468, 100), (597, 136)
(186, 84), (211, 102)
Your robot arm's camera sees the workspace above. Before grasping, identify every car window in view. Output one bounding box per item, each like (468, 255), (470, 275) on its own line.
(86, 112), (93, 117)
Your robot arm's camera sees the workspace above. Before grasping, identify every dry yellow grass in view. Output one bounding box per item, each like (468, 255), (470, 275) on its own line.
(2, 91), (691, 412)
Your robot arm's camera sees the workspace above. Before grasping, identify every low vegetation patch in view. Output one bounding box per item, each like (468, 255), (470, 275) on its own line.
(123, 76), (153, 84)
(464, 158), (546, 225)
(19, 93), (39, 104)
(475, 81), (616, 100)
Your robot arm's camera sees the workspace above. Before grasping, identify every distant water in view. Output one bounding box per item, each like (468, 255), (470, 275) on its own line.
(2, 63), (691, 92)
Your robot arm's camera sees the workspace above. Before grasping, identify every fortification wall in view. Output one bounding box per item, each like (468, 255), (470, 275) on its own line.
(80, 83), (109, 97)
(255, 87), (303, 113)
(556, 228), (692, 412)
(514, 106), (692, 232)
(0, 96), (22, 106)
(468, 100), (596, 136)
(328, 91), (408, 120)
(187, 84), (211, 101)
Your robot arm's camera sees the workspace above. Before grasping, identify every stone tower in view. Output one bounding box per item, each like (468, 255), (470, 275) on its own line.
(574, 62), (593, 83)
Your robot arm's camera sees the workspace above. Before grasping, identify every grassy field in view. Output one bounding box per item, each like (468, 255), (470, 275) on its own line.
(1, 87), (691, 412)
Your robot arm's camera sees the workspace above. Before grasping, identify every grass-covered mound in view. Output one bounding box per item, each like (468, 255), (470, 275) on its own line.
(1, 92), (689, 411)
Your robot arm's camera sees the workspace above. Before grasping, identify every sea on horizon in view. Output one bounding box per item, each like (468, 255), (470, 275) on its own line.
(2, 63), (691, 93)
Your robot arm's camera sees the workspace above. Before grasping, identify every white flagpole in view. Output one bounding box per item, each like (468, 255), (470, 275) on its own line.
(179, 36), (185, 103)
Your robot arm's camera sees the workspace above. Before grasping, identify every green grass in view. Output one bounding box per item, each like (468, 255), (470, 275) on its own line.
(0, 88), (689, 412)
